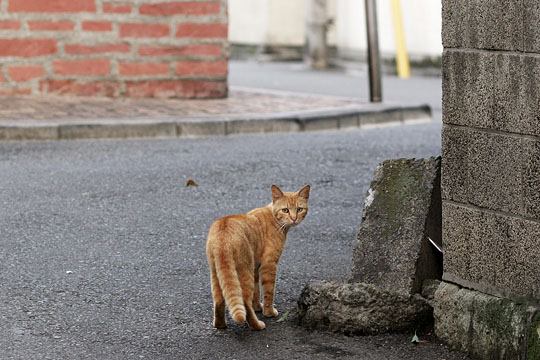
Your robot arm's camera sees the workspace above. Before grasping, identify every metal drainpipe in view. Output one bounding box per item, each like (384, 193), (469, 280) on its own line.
(365, 0), (382, 102)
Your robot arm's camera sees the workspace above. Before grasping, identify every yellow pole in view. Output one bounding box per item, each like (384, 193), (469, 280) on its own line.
(390, 0), (410, 78)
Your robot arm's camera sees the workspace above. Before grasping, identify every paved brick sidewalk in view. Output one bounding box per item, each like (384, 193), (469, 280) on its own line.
(0, 89), (357, 122)
(0, 87), (430, 140)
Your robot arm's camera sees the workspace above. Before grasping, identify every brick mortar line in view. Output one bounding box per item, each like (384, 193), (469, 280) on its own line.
(1, 62), (226, 81)
(442, 199), (540, 225)
(221, 0), (227, 18)
(444, 47), (540, 58)
(0, 43), (227, 58)
(0, 14), (227, 23)
(110, 59), (119, 77)
(443, 123), (540, 142)
(0, 32), (226, 45)
(95, 0), (103, 14)
(0, 13), (214, 18)
(54, 55), (226, 61)
(0, 0), (228, 13)
(110, 21), (118, 36)
(0, 53), (225, 61)
(0, 40), (224, 54)
(40, 75), (227, 80)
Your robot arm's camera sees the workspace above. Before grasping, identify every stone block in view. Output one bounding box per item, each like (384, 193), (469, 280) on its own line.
(441, 126), (524, 215)
(297, 281), (432, 335)
(299, 115), (339, 132)
(0, 125), (58, 141)
(442, 50), (494, 129)
(402, 106), (432, 124)
(524, 0), (540, 53)
(337, 114), (359, 129)
(520, 56), (540, 137)
(359, 108), (402, 127)
(177, 121), (226, 137)
(434, 282), (539, 360)
(350, 157), (442, 296)
(226, 118), (300, 134)
(442, 0), (523, 51)
(59, 122), (177, 139)
(442, 202), (540, 301)
(523, 138), (540, 220)
(443, 50), (540, 137)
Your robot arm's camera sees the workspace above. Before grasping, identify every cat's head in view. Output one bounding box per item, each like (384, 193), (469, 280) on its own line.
(271, 184), (310, 228)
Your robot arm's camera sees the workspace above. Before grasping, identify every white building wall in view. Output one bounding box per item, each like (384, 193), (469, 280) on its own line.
(335, 0), (442, 58)
(266, 0), (306, 45)
(228, 0), (305, 46)
(228, 0), (269, 45)
(229, 0), (442, 58)
(401, 1), (442, 57)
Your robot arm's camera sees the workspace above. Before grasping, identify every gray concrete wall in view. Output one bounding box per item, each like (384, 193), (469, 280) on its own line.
(439, 2), (540, 357)
(441, 0), (540, 303)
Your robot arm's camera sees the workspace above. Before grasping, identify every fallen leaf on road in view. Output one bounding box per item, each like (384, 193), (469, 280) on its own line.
(276, 309), (290, 323)
(186, 178), (198, 187)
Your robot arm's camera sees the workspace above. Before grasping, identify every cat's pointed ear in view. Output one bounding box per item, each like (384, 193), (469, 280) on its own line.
(298, 184), (310, 199)
(271, 185), (284, 202)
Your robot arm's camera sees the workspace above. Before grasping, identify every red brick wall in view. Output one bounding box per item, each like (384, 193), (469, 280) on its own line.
(0, 0), (228, 98)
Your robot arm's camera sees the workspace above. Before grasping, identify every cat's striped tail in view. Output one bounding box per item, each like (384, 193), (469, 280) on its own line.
(213, 247), (246, 324)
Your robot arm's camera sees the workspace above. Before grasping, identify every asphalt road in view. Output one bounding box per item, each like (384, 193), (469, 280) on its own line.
(0, 123), (468, 359)
(229, 61), (442, 114)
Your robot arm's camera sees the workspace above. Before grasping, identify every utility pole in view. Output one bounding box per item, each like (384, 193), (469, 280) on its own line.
(365, 0), (382, 102)
(305, 0), (328, 69)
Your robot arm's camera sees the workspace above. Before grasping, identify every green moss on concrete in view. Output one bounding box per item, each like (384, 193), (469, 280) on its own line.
(436, 282), (540, 359)
(476, 298), (518, 338)
(375, 159), (428, 221)
(528, 313), (540, 360)
(472, 297), (525, 359)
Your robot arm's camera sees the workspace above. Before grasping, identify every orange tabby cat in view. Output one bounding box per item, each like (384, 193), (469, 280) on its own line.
(206, 184), (310, 330)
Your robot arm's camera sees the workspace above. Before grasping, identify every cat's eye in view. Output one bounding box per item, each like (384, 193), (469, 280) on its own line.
(282, 208), (289, 213)
(298, 207), (304, 212)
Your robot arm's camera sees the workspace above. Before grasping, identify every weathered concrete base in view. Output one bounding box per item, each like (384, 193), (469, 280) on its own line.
(434, 282), (540, 360)
(297, 281), (432, 335)
(297, 157), (444, 335)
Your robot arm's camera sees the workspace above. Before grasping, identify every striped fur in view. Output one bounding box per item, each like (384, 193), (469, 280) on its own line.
(206, 185), (310, 330)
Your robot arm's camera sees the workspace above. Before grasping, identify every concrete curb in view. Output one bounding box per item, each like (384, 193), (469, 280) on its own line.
(0, 104), (431, 141)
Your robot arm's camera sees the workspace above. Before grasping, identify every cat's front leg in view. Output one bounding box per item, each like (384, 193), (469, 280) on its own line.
(260, 262), (279, 317)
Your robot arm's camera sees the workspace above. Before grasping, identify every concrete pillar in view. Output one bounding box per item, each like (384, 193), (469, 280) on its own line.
(436, 0), (540, 358)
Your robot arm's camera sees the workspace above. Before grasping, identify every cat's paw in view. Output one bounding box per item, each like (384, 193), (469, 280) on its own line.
(250, 320), (266, 331)
(213, 319), (227, 329)
(253, 302), (263, 312)
(263, 306), (279, 318)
